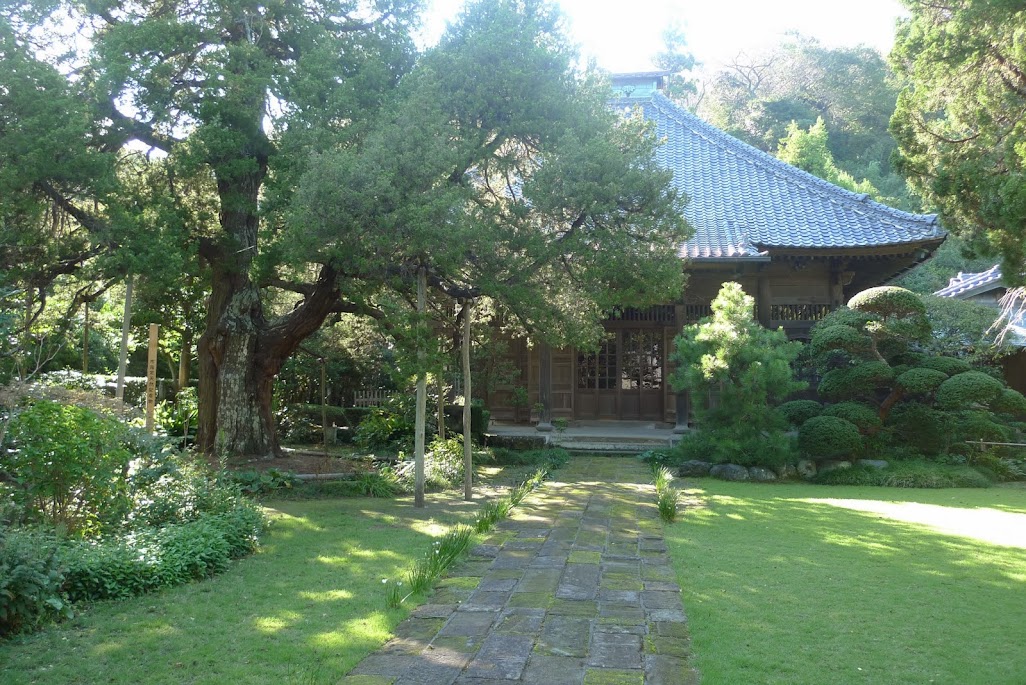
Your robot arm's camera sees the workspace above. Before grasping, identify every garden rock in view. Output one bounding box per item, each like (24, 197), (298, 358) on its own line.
(796, 459), (817, 479)
(749, 466), (777, 482)
(775, 464), (799, 480)
(678, 460), (712, 477)
(709, 463), (750, 481)
(856, 459), (889, 470)
(819, 460), (853, 473)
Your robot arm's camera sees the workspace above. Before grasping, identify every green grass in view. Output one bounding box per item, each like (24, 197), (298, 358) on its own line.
(665, 480), (1026, 685)
(0, 490), (488, 685)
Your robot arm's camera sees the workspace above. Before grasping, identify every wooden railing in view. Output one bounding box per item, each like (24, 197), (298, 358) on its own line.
(770, 303), (831, 322)
(353, 389), (390, 407)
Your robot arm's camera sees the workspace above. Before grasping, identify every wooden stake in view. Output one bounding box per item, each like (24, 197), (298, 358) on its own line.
(414, 266), (427, 508)
(145, 323), (158, 433)
(116, 277), (133, 401)
(321, 358), (330, 453)
(462, 298), (474, 501)
(82, 300), (90, 374)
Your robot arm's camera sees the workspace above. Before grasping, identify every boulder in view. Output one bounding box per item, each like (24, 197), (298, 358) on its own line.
(709, 463), (750, 481)
(856, 459), (889, 470)
(819, 459), (853, 474)
(749, 466), (778, 482)
(678, 460), (713, 477)
(775, 463), (799, 480)
(796, 459), (817, 479)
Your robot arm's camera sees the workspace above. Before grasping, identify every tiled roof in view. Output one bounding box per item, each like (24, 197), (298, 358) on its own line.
(934, 264), (1003, 298)
(615, 93), (946, 260)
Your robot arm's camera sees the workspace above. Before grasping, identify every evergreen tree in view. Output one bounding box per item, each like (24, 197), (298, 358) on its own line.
(890, 0), (1026, 282)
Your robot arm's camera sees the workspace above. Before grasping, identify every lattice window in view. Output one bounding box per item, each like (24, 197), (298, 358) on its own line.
(578, 334), (617, 390)
(621, 330), (662, 390)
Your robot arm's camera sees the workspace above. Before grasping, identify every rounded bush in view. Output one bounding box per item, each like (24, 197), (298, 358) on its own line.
(896, 367), (949, 396)
(822, 402), (882, 433)
(798, 416), (863, 459)
(992, 388), (1026, 415)
(777, 400), (823, 428)
(818, 362), (894, 401)
(919, 356), (972, 377)
(848, 286), (927, 318)
(953, 410), (1011, 446)
(886, 402), (947, 455)
(935, 371), (1005, 410)
(809, 325), (871, 358)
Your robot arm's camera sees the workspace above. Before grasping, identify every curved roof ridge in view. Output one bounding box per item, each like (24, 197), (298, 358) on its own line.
(643, 93), (940, 230)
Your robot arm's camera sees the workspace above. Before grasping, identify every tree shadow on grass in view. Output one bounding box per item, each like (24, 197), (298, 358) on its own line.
(666, 481), (1026, 685)
(0, 489), (489, 685)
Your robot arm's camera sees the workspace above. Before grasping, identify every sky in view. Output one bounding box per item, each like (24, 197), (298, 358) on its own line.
(421, 0), (909, 73)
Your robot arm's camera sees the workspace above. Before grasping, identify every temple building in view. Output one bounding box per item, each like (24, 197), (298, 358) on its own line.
(486, 73), (946, 428)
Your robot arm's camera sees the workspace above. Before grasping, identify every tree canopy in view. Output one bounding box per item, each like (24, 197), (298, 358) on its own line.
(891, 0), (1026, 283)
(702, 35), (916, 209)
(0, 0), (690, 457)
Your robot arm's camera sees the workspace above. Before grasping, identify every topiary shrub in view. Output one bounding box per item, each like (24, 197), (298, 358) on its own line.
(886, 402), (947, 456)
(777, 400), (823, 428)
(848, 286), (930, 343)
(896, 367), (949, 396)
(950, 411), (1012, 450)
(992, 388), (1026, 415)
(935, 371), (1005, 410)
(919, 356), (972, 377)
(818, 362), (894, 401)
(798, 415), (862, 459)
(821, 402), (882, 434)
(808, 324), (872, 358)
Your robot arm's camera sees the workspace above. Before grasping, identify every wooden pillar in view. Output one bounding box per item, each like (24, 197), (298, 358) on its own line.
(536, 342), (553, 432)
(757, 269), (772, 329)
(674, 390), (690, 433)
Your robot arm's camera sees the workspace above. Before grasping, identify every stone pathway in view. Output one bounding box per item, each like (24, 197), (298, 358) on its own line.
(341, 456), (698, 685)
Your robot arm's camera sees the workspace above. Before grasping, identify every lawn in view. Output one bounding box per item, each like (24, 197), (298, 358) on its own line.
(0, 488), (489, 685)
(664, 480), (1026, 685)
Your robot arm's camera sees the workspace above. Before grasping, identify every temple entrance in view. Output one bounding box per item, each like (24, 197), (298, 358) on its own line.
(575, 328), (664, 420)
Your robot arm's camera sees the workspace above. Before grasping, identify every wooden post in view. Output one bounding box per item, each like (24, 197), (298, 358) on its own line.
(462, 299), (473, 501)
(536, 342), (553, 431)
(145, 323), (159, 433)
(321, 358), (330, 451)
(757, 270), (772, 329)
(82, 300), (90, 374)
(116, 277), (133, 401)
(414, 266), (427, 508)
(437, 373), (446, 440)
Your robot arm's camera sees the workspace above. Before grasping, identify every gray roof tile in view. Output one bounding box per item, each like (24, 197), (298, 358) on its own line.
(934, 264), (1003, 298)
(616, 94), (946, 259)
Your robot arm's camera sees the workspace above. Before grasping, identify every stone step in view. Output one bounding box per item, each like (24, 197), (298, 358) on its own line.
(550, 439), (672, 453)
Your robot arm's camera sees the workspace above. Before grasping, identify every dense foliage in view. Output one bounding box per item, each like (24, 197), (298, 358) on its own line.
(670, 282), (805, 466)
(0, 395), (265, 638)
(0, 0), (689, 458)
(795, 285), (1026, 469)
(891, 0), (1026, 282)
(702, 36), (917, 209)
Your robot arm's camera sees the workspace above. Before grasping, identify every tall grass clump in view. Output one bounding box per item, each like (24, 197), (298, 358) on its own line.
(386, 467), (553, 608)
(653, 466), (681, 523)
